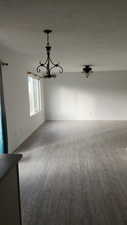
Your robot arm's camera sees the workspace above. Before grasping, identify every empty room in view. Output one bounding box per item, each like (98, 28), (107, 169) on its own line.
(1, 0), (127, 225)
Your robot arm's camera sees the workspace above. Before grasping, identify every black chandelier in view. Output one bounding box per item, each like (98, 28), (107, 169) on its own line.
(33, 29), (63, 79)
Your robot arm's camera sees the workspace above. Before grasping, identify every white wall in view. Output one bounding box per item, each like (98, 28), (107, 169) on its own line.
(0, 44), (45, 153)
(44, 71), (127, 120)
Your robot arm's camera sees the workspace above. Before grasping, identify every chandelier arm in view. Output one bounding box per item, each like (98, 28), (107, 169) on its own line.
(49, 65), (63, 75)
(36, 64), (41, 73)
(49, 57), (58, 66)
(40, 64), (47, 69)
(43, 57), (48, 66)
(36, 62), (47, 73)
(36, 65), (45, 73)
(50, 65), (58, 71)
(58, 65), (64, 73)
(49, 58), (63, 73)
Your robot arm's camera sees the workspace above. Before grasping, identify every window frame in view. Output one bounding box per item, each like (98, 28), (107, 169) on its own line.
(28, 76), (42, 117)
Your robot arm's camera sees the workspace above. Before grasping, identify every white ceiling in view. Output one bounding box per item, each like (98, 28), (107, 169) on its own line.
(0, 0), (127, 72)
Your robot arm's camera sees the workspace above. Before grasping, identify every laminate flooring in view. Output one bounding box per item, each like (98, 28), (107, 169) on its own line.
(17, 121), (127, 225)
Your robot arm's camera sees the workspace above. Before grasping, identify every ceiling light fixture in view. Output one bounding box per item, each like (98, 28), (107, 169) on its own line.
(82, 65), (93, 78)
(29, 29), (63, 79)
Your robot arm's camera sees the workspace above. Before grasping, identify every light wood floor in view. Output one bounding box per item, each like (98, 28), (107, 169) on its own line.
(18, 121), (127, 225)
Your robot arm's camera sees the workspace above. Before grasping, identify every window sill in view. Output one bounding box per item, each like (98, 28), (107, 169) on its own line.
(30, 110), (42, 118)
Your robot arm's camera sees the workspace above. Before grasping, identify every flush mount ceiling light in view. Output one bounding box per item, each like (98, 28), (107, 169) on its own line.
(82, 65), (93, 78)
(28, 29), (63, 79)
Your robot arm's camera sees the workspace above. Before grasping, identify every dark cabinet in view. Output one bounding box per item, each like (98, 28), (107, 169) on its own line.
(0, 154), (22, 225)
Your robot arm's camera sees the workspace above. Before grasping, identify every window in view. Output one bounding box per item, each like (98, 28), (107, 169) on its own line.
(28, 76), (41, 116)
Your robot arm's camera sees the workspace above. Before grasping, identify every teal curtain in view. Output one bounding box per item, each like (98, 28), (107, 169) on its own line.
(0, 64), (8, 154)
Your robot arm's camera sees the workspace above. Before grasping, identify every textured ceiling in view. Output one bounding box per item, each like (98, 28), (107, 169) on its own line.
(0, 0), (127, 71)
